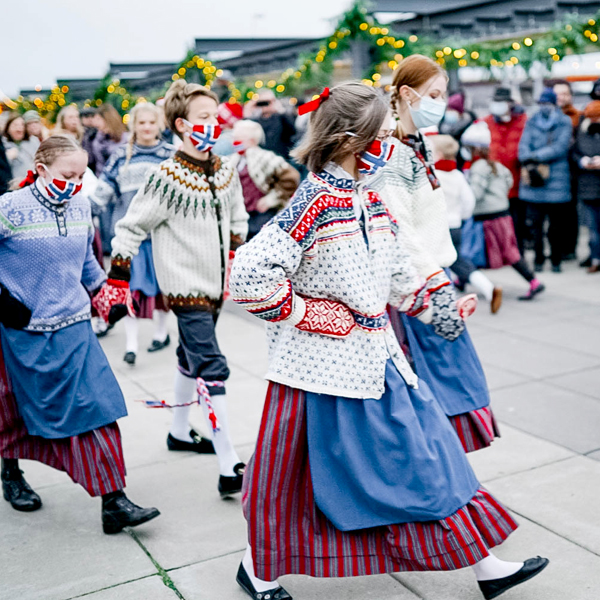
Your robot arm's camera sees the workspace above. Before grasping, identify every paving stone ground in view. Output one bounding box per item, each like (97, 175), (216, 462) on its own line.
(2, 254), (599, 600)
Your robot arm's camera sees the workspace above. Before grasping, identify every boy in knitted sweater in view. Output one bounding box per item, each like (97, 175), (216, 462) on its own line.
(109, 80), (249, 496)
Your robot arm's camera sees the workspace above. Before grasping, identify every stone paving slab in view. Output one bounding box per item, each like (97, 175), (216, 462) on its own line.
(547, 366), (600, 401)
(65, 575), (179, 600)
(489, 381), (600, 453)
(467, 424), (575, 483)
(486, 456), (600, 555)
(393, 515), (600, 600)
(169, 550), (419, 600)
(0, 484), (158, 600)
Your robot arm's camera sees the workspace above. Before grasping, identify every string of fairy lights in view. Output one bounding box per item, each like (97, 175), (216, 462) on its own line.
(5, 2), (600, 121)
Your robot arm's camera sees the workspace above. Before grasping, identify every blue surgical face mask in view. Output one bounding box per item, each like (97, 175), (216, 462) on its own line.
(408, 88), (447, 129)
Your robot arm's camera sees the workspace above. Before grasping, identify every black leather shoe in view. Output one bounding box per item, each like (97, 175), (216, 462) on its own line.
(218, 462), (245, 497)
(478, 556), (549, 600)
(95, 323), (114, 338)
(236, 561), (292, 600)
(101, 491), (160, 534)
(167, 429), (215, 454)
(580, 255), (592, 268)
(123, 351), (136, 366)
(147, 335), (170, 353)
(1, 468), (42, 512)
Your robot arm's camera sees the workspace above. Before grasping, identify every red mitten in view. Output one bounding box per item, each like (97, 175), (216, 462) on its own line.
(296, 298), (356, 338)
(223, 250), (235, 302)
(92, 279), (135, 324)
(457, 293), (478, 319)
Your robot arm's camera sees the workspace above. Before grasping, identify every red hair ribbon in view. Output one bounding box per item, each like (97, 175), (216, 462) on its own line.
(298, 87), (330, 116)
(19, 170), (38, 188)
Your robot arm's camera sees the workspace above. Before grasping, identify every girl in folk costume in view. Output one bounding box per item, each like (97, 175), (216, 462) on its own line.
(229, 83), (548, 600)
(109, 80), (249, 496)
(230, 119), (300, 239)
(93, 103), (175, 366)
(0, 136), (159, 533)
(368, 55), (499, 453)
(461, 121), (545, 300)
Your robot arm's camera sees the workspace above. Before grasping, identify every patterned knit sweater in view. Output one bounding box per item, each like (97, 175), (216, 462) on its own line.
(369, 135), (457, 278)
(0, 181), (106, 332)
(110, 150), (248, 311)
(229, 164), (428, 399)
(92, 140), (175, 236)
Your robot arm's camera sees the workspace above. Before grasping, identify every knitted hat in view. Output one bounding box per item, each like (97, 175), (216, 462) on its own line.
(217, 101), (243, 126)
(584, 100), (600, 119)
(461, 120), (491, 148)
(538, 88), (557, 105)
(447, 92), (465, 114)
(23, 110), (41, 124)
(492, 87), (513, 102)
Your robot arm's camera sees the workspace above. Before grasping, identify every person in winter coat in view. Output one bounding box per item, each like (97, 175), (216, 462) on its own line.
(2, 113), (40, 186)
(483, 87), (528, 252)
(518, 89), (573, 272)
(229, 119), (300, 239)
(572, 100), (600, 273)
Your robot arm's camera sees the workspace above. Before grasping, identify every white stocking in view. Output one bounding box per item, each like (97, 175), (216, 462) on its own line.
(124, 316), (139, 354)
(468, 271), (495, 302)
(199, 392), (240, 476)
(169, 370), (195, 442)
(243, 545), (280, 593)
(471, 553), (523, 581)
(153, 310), (169, 342)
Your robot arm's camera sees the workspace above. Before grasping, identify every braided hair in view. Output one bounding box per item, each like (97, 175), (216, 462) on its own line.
(123, 102), (164, 170)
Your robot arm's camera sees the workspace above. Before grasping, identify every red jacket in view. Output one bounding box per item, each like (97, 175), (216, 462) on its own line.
(483, 113), (527, 199)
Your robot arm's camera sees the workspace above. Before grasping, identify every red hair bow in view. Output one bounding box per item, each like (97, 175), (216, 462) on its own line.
(298, 87), (330, 116)
(19, 170), (38, 188)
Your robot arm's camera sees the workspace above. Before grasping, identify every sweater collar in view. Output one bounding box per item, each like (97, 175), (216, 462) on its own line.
(174, 150), (221, 174)
(434, 159), (457, 172)
(312, 162), (356, 191)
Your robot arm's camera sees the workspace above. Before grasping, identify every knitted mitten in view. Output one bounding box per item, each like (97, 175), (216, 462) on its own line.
(295, 298), (356, 338)
(92, 280), (135, 325)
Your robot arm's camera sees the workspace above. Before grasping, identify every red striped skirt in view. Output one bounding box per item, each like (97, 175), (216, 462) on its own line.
(451, 406), (501, 453)
(131, 291), (168, 320)
(243, 382), (518, 581)
(0, 345), (126, 497)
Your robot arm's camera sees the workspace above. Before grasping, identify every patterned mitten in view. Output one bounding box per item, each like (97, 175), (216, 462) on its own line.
(430, 285), (465, 342)
(457, 293), (478, 319)
(92, 279), (135, 325)
(296, 298), (356, 338)
(223, 251), (235, 302)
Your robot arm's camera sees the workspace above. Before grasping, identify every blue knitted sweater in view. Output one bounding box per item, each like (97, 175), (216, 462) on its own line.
(93, 140), (175, 236)
(0, 181), (106, 332)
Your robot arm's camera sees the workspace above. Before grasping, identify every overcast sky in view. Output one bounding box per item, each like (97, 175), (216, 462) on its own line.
(0, 0), (351, 96)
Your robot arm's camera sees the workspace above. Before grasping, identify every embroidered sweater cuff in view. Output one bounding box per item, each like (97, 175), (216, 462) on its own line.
(108, 255), (131, 282)
(285, 294), (306, 326)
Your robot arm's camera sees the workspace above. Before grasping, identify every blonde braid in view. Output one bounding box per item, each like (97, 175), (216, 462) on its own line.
(123, 131), (136, 170)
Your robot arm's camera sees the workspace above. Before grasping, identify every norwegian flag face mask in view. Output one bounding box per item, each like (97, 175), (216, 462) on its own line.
(356, 138), (397, 176)
(182, 120), (221, 151)
(40, 165), (83, 204)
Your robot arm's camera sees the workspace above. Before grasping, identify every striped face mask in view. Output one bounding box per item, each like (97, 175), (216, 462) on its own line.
(41, 165), (82, 204)
(182, 120), (221, 151)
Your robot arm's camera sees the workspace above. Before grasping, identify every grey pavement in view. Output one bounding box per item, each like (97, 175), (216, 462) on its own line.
(2, 256), (600, 600)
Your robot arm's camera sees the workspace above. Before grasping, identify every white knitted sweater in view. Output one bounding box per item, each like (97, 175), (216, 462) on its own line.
(369, 136), (457, 277)
(111, 151), (248, 311)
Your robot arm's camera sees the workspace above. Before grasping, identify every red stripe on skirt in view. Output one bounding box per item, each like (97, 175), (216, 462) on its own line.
(243, 381), (518, 581)
(449, 407), (501, 453)
(0, 345), (126, 497)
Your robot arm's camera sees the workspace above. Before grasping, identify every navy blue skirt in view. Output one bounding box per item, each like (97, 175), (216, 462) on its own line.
(305, 360), (480, 531)
(0, 321), (127, 439)
(130, 238), (161, 297)
(401, 314), (490, 417)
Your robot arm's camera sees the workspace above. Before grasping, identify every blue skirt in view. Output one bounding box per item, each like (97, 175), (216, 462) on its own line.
(0, 321), (127, 439)
(130, 238), (161, 297)
(305, 360), (480, 531)
(401, 314), (490, 417)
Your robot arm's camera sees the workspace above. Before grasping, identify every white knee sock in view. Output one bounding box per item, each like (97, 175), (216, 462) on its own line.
(169, 370), (195, 442)
(468, 270), (495, 302)
(471, 553), (523, 581)
(124, 316), (139, 354)
(243, 545), (280, 592)
(153, 310), (169, 342)
(199, 391), (240, 476)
